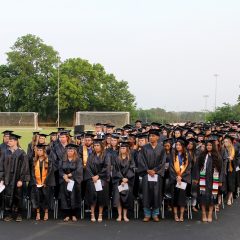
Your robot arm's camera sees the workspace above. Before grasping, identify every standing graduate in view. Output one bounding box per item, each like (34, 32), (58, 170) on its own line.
(112, 142), (135, 222)
(59, 144), (83, 222)
(85, 139), (111, 222)
(170, 137), (191, 222)
(222, 135), (240, 205)
(0, 134), (30, 222)
(52, 131), (72, 198)
(137, 129), (165, 222)
(30, 144), (55, 221)
(195, 139), (223, 222)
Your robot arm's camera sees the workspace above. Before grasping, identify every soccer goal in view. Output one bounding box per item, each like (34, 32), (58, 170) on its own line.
(0, 112), (39, 130)
(75, 111), (130, 129)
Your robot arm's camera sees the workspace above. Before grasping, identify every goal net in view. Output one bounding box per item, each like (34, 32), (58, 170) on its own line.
(75, 111), (130, 129)
(0, 112), (38, 129)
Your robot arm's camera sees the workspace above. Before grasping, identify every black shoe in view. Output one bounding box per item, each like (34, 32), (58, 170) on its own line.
(15, 215), (22, 222)
(4, 215), (13, 222)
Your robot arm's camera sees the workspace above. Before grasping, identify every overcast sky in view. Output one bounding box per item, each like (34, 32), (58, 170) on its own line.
(1, 0), (240, 112)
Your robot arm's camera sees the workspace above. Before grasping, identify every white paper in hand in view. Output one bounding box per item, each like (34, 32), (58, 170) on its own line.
(176, 181), (187, 190)
(67, 180), (75, 192)
(236, 166), (240, 172)
(148, 174), (158, 182)
(118, 183), (129, 192)
(94, 179), (103, 192)
(37, 184), (43, 188)
(0, 184), (5, 193)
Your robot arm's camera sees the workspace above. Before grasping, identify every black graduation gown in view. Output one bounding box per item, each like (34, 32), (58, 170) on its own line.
(52, 142), (67, 197)
(112, 155), (135, 209)
(84, 152), (111, 207)
(162, 151), (173, 197)
(0, 148), (30, 209)
(59, 158), (83, 209)
(30, 158), (55, 209)
(0, 143), (8, 156)
(195, 154), (224, 206)
(169, 152), (191, 207)
(137, 143), (165, 209)
(221, 147), (240, 193)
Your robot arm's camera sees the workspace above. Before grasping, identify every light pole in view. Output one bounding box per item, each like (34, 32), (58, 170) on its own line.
(57, 57), (60, 127)
(214, 74), (219, 111)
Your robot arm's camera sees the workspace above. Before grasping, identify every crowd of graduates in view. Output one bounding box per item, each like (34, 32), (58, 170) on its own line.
(0, 120), (239, 223)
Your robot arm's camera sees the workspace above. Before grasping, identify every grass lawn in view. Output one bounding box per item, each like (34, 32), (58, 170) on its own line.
(0, 127), (73, 152)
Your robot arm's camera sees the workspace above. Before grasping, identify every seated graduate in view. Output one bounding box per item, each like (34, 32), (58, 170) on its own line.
(169, 137), (191, 222)
(138, 129), (165, 222)
(59, 143), (83, 222)
(112, 141), (135, 222)
(84, 138), (111, 223)
(30, 144), (55, 221)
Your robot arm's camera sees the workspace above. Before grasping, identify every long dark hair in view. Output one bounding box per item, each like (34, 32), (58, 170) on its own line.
(198, 142), (222, 172)
(174, 142), (188, 164)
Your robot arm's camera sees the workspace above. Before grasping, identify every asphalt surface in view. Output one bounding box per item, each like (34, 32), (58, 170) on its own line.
(0, 199), (240, 240)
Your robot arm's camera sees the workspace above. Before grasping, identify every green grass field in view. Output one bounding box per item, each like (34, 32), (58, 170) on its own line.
(0, 127), (73, 152)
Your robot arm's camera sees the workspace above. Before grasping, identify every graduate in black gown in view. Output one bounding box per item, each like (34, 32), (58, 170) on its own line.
(112, 141), (135, 222)
(52, 131), (72, 198)
(30, 144), (55, 221)
(0, 134), (30, 222)
(195, 139), (223, 222)
(59, 144), (83, 222)
(138, 129), (165, 222)
(222, 135), (240, 205)
(169, 137), (191, 222)
(85, 139), (111, 222)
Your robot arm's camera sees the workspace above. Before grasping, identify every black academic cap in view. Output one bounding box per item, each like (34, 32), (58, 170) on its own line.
(119, 141), (130, 147)
(129, 133), (137, 138)
(185, 130), (196, 136)
(9, 133), (21, 140)
(136, 133), (148, 139)
(135, 119), (142, 123)
(57, 127), (65, 131)
(104, 133), (112, 138)
(65, 143), (79, 149)
(175, 137), (188, 146)
(2, 130), (13, 135)
(95, 123), (102, 126)
(93, 138), (105, 144)
(173, 126), (184, 132)
(84, 132), (96, 138)
(148, 129), (160, 136)
(224, 134), (236, 141)
(59, 131), (70, 136)
(187, 138), (198, 143)
(111, 133), (120, 139)
(49, 132), (58, 136)
(36, 144), (48, 149)
(32, 131), (40, 135)
(151, 122), (162, 127)
(204, 139), (216, 144)
(123, 124), (133, 130)
(38, 133), (49, 138)
(163, 138), (173, 145)
(106, 124), (115, 128)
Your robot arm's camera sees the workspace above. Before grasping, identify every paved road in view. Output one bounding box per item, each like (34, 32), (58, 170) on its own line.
(0, 199), (240, 240)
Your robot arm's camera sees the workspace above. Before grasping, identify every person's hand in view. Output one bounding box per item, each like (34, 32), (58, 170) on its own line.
(63, 174), (69, 182)
(122, 178), (128, 183)
(0, 180), (4, 185)
(92, 175), (99, 183)
(17, 181), (23, 188)
(229, 156), (234, 161)
(176, 176), (182, 184)
(219, 182), (223, 187)
(148, 170), (155, 177)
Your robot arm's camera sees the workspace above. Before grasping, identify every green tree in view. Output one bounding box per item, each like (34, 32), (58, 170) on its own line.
(5, 34), (59, 119)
